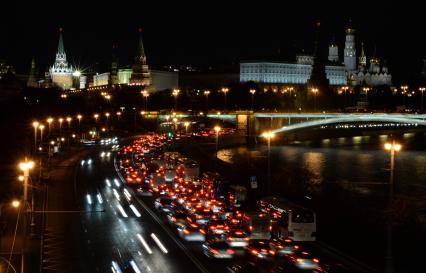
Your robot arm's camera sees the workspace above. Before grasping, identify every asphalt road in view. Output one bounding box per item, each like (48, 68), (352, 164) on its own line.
(38, 142), (377, 273)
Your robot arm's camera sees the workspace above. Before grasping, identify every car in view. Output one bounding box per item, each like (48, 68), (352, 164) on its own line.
(177, 223), (206, 242)
(202, 240), (234, 259)
(166, 209), (189, 228)
(269, 237), (299, 256)
(287, 249), (320, 270)
(207, 219), (230, 235)
(226, 229), (250, 247)
(246, 240), (276, 260)
(154, 197), (176, 213)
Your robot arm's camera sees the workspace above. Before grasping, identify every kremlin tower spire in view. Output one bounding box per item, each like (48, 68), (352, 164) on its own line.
(129, 28), (151, 86)
(49, 27), (73, 89)
(344, 20), (357, 71)
(359, 42), (367, 68)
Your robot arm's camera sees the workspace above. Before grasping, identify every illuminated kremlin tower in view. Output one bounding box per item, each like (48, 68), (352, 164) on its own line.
(49, 28), (73, 89)
(129, 28), (151, 86)
(343, 23), (357, 72)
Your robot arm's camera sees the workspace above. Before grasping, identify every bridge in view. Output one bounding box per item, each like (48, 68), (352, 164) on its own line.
(155, 112), (426, 136)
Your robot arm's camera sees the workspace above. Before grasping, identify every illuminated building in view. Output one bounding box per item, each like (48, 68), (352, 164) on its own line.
(129, 29), (151, 86)
(49, 28), (73, 89)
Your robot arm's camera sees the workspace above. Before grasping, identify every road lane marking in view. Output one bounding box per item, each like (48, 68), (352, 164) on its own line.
(137, 233), (152, 254)
(114, 178), (120, 187)
(130, 260), (142, 273)
(130, 205), (141, 217)
(87, 194), (92, 205)
(97, 193), (103, 204)
(106, 179), (111, 187)
(117, 204), (128, 218)
(150, 233), (168, 254)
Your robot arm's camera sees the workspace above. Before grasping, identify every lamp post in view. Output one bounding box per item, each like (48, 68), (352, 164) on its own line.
(184, 121), (190, 136)
(214, 126), (221, 172)
(47, 118), (53, 135)
(311, 88), (319, 112)
(341, 86), (349, 110)
(172, 89), (180, 110)
(362, 87), (371, 107)
(141, 90), (149, 111)
(32, 122), (39, 154)
(249, 89), (256, 110)
(66, 117), (72, 129)
(39, 125), (45, 150)
(18, 160), (34, 273)
(221, 87), (229, 111)
(262, 131), (274, 194)
(384, 141), (401, 273)
(58, 118), (63, 136)
(93, 113), (99, 123)
(204, 90), (210, 112)
(419, 87), (425, 112)
(400, 85), (408, 106)
(77, 114), (82, 129)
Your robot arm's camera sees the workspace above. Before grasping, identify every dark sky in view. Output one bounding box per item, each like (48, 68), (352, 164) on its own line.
(1, 1), (424, 83)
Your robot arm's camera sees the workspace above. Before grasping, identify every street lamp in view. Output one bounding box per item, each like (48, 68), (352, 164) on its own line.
(47, 118), (53, 135)
(116, 111), (122, 120)
(39, 125), (45, 150)
(341, 86), (349, 109)
(311, 88), (319, 111)
(362, 87), (371, 107)
(32, 122), (39, 154)
(93, 113), (99, 123)
(18, 159), (34, 273)
(249, 89), (256, 110)
(184, 121), (190, 135)
(66, 117), (72, 128)
(384, 141), (401, 273)
(58, 118), (63, 136)
(214, 126), (221, 171)
(204, 90), (210, 112)
(172, 89), (180, 110)
(419, 87), (425, 112)
(262, 131), (275, 194)
(77, 114), (82, 129)
(221, 87), (229, 111)
(400, 85), (408, 106)
(141, 90), (149, 111)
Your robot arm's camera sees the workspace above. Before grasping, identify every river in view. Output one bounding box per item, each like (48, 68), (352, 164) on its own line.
(215, 133), (426, 273)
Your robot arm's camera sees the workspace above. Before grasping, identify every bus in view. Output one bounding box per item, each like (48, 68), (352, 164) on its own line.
(258, 197), (316, 242)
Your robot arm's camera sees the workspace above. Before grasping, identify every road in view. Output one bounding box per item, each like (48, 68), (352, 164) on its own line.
(38, 142), (377, 273)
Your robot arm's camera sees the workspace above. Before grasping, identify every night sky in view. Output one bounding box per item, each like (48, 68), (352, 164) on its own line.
(1, 1), (424, 84)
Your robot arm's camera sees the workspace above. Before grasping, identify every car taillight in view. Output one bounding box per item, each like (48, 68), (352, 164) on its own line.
(199, 229), (206, 234)
(297, 258), (303, 263)
(251, 250), (259, 255)
(183, 229), (189, 234)
(269, 250), (275, 255)
(313, 258), (319, 263)
(249, 225), (253, 231)
(226, 249), (234, 255)
(171, 217), (176, 222)
(197, 215), (202, 219)
(210, 226), (216, 230)
(211, 249), (218, 254)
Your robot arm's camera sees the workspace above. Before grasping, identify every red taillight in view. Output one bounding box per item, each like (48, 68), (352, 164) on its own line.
(269, 250), (275, 255)
(183, 229), (189, 235)
(211, 249), (218, 254)
(296, 258), (303, 263)
(199, 229), (206, 234)
(226, 249), (234, 255)
(313, 258), (319, 263)
(251, 250), (258, 255)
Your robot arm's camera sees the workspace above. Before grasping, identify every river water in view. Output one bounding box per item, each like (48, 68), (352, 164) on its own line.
(216, 133), (426, 273)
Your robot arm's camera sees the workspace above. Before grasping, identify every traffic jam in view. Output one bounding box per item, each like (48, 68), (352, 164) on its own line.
(114, 134), (327, 272)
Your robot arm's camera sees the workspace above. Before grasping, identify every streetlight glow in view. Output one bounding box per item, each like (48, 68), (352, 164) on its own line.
(12, 200), (20, 208)
(19, 161), (34, 171)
